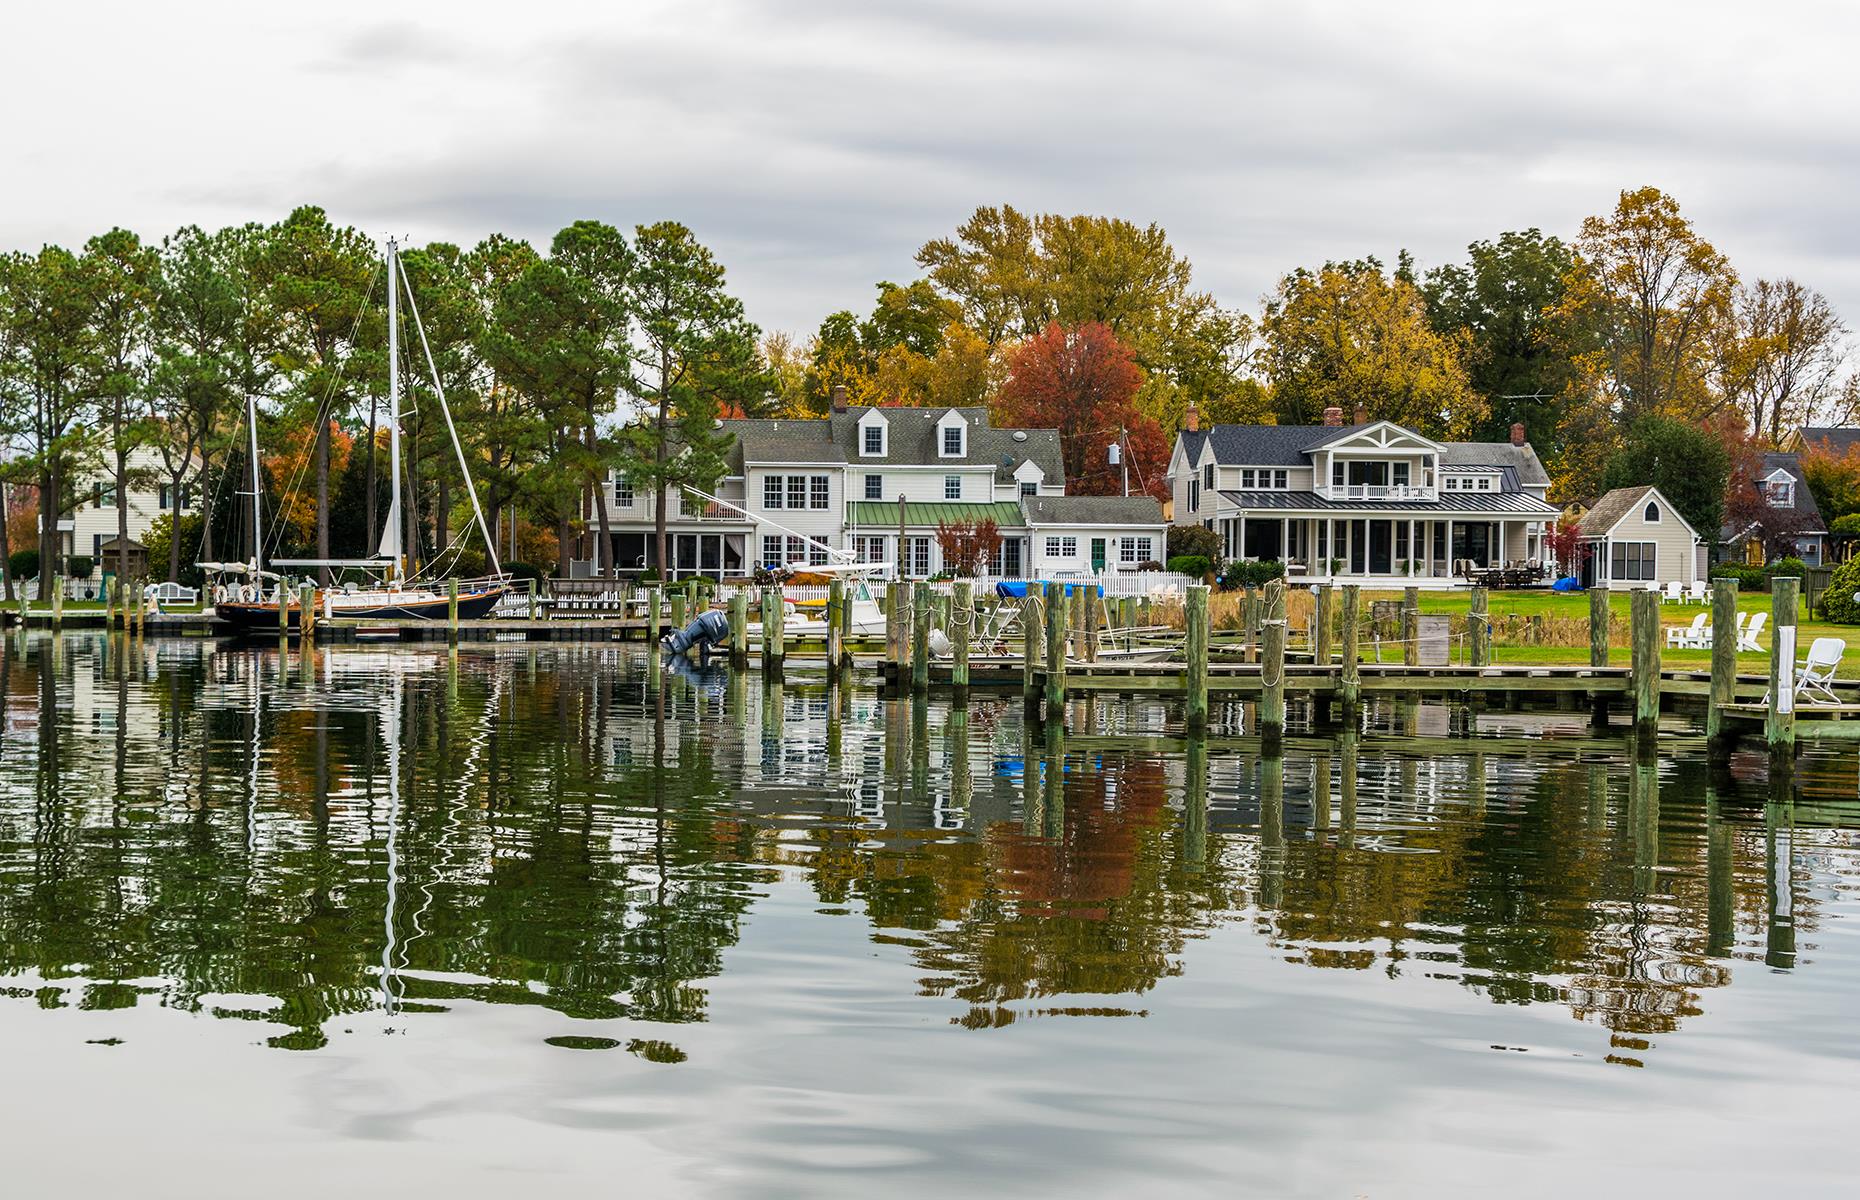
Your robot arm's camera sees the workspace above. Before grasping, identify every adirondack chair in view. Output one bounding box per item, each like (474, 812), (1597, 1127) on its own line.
(1661, 581), (1684, 604)
(1737, 611), (1768, 652)
(1685, 580), (1708, 605)
(1666, 612), (1708, 649)
(1794, 637), (1846, 705)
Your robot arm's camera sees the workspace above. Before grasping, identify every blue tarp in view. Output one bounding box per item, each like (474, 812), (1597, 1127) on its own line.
(1551, 576), (1582, 592)
(995, 580), (1104, 599)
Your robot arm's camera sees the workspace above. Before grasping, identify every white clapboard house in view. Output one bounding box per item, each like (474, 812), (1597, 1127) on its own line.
(1168, 406), (1561, 587)
(600, 399), (1167, 580)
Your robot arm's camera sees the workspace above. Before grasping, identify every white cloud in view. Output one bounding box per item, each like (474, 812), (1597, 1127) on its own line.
(3, 0), (1857, 335)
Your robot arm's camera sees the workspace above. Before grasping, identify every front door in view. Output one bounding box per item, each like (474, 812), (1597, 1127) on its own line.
(1001, 537), (1024, 578)
(1369, 521), (1393, 574)
(1090, 538), (1107, 572)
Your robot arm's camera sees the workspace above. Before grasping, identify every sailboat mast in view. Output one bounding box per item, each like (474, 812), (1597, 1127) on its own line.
(386, 239), (403, 582)
(246, 392), (263, 573)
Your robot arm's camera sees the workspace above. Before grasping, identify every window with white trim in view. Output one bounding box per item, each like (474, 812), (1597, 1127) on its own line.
(1203, 463), (1215, 490)
(760, 535), (784, 569)
(1044, 536), (1077, 558)
(1610, 540), (1657, 581)
(907, 536), (932, 578)
(1764, 471), (1795, 508)
(943, 425), (964, 456)
(944, 474), (961, 500)
(809, 475), (830, 510)
(786, 476), (807, 509)
(809, 541), (829, 565)
(763, 476), (784, 508)
(1119, 536), (1153, 563)
(1019, 480), (1037, 497)
(1188, 479), (1200, 511)
(854, 535), (887, 563)
(1643, 501), (1661, 523)
(864, 474), (882, 500)
(614, 477), (634, 508)
(862, 421), (885, 455)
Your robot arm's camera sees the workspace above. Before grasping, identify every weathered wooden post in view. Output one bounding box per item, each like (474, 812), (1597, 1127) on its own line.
(447, 577), (459, 642)
(1185, 583), (1210, 732)
(1468, 586), (1490, 667)
(1260, 580), (1286, 739)
(1767, 576), (1798, 765)
(669, 586), (687, 630)
(1587, 586), (1609, 667)
(527, 577), (538, 621)
(1705, 579), (1738, 745)
(1083, 587), (1099, 663)
(684, 580), (699, 623)
(1141, 595), (1153, 628)
(1630, 587), (1661, 739)
(886, 580), (907, 681)
(1529, 614), (1545, 647)
(277, 580), (290, 638)
(1183, 732), (1209, 868)
(106, 576), (118, 630)
(1022, 592), (1044, 717)
(728, 590), (748, 667)
(1314, 584), (1334, 666)
(1068, 585), (1085, 662)
(1121, 596), (1138, 635)
(1401, 585), (1419, 667)
(911, 579), (931, 693)
(1339, 583), (1361, 715)
(50, 573), (62, 630)
(951, 579), (972, 694)
(1243, 585), (1259, 664)
(765, 586), (786, 677)
(826, 577), (845, 673)
(299, 582), (317, 642)
(647, 586), (662, 646)
(1043, 582), (1067, 718)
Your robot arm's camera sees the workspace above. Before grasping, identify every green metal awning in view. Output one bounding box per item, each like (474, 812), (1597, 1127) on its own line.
(846, 501), (1026, 528)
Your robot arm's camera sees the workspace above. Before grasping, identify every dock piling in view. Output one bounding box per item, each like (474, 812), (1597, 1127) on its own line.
(670, 587), (687, 630)
(951, 579), (972, 693)
(826, 578), (845, 673)
(1469, 586), (1490, 667)
(911, 580), (930, 694)
(1401, 586), (1419, 667)
(729, 591), (748, 667)
(447, 577), (459, 642)
(1767, 576), (1799, 764)
(1022, 592), (1043, 717)
(648, 587), (662, 646)
(1706, 578), (1737, 746)
(1630, 588), (1660, 738)
(1588, 586), (1609, 666)
(1314, 584), (1333, 666)
(764, 586), (786, 677)
(300, 583), (317, 642)
(1083, 588), (1099, 663)
(1043, 582), (1067, 719)
(1339, 584), (1361, 716)
(1260, 580), (1286, 738)
(1185, 583), (1210, 732)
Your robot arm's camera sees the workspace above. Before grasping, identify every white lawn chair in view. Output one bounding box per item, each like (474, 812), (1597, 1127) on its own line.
(1794, 638), (1845, 705)
(1662, 581), (1683, 604)
(1685, 580), (1708, 605)
(1737, 611), (1767, 652)
(1666, 612), (1708, 649)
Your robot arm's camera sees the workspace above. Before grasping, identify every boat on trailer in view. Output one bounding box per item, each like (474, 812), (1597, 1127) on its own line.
(206, 236), (509, 632)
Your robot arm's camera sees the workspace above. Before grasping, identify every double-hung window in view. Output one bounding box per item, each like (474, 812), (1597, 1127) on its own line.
(761, 535), (784, 569)
(763, 476), (784, 509)
(614, 477), (635, 508)
(1188, 479), (1200, 511)
(1019, 480), (1037, 497)
(863, 425), (883, 455)
(1610, 541), (1657, 581)
(944, 474), (961, 500)
(943, 426), (963, 456)
(786, 476), (808, 509)
(864, 474), (883, 500)
(1119, 536), (1152, 563)
(1044, 536), (1077, 558)
(809, 475), (830, 510)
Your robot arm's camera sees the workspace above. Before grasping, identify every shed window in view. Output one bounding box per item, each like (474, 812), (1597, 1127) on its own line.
(1610, 540), (1657, 581)
(1643, 501), (1661, 523)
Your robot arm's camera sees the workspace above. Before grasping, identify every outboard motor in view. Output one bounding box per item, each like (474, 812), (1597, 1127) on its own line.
(661, 608), (731, 661)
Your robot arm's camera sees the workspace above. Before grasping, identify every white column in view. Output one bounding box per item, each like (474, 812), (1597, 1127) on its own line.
(1498, 521), (1507, 565)
(1282, 516), (1289, 563)
(1407, 518), (1417, 577)
(1446, 519), (1454, 575)
(1239, 514), (1247, 560)
(1325, 517), (1335, 576)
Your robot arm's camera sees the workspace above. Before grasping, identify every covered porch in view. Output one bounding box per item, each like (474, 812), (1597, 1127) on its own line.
(1215, 512), (1549, 587)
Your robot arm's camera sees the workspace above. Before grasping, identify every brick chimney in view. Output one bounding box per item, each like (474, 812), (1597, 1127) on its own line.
(1353, 405), (1367, 426)
(1184, 405), (1199, 433)
(1322, 406), (1344, 427)
(831, 384), (848, 413)
(1510, 421), (1526, 447)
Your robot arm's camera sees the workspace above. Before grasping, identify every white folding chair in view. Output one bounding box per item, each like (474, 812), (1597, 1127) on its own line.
(1667, 612), (1708, 649)
(1794, 637), (1845, 706)
(1737, 611), (1767, 653)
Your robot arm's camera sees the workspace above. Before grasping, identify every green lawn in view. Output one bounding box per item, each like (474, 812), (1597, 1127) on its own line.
(1353, 587), (1860, 677)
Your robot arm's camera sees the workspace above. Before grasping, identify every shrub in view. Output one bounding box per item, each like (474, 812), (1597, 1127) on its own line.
(1166, 525), (1222, 563)
(1820, 555), (1860, 623)
(1135, 560), (1163, 572)
(1166, 554), (1211, 579)
(1765, 556), (1807, 580)
(1220, 558), (1286, 589)
(7, 549), (38, 581)
(503, 562), (545, 584)
(66, 555), (94, 580)
(1709, 562), (1764, 592)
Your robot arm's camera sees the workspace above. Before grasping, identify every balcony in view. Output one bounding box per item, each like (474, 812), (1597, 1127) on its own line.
(1325, 484), (1435, 502)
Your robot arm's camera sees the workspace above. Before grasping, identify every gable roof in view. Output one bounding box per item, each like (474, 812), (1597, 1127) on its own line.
(1722, 451), (1827, 540)
(1184, 422), (1550, 488)
(1022, 495), (1165, 526)
(717, 408), (1065, 482)
(1578, 485), (1699, 540)
(1800, 427), (1860, 457)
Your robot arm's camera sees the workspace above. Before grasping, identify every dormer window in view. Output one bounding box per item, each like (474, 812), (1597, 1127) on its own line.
(859, 410), (887, 457)
(1764, 469), (1795, 508)
(936, 410), (967, 458)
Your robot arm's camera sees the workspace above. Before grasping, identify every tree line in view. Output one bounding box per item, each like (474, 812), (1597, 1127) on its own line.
(3, 186), (1852, 587)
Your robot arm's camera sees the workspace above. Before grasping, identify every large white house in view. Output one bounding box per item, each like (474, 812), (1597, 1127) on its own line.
(1168, 407), (1561, 587)
(46, 445), (197, 583)
(600, 402), (1166, 580)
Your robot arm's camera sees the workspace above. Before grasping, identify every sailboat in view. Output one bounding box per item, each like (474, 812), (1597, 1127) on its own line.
(206, 238), (510, 632)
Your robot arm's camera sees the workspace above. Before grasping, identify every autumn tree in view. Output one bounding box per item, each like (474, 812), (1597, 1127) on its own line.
(995, 322), (1167, 497)
(464, 234), (544, 558)
(1600, 415), (1732, 543)
(1715, 278), (1851, 445)
(1260, 258), (1484, 436)
(1799, 439), (1860, 524)
(1564, 187), (1734, 425)
(933, 517), (1001, 577)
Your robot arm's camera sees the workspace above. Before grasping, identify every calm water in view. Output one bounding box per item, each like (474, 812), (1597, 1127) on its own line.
(2, 634), (1857, 1198)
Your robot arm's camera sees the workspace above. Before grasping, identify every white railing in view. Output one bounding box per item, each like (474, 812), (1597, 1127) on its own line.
(1324, 484), (1435, 501)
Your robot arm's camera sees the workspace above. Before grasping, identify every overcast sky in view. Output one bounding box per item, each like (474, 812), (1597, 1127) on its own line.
(7, 1), (1858, 337)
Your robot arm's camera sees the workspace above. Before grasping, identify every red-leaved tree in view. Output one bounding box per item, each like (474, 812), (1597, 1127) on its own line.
(995, 322), (1168, 498)
(935, 517), (1002, 577)
(1543, 518), (1586, 576)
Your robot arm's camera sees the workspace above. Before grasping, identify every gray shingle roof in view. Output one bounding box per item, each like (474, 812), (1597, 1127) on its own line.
(718, 408), (1064, 482)
(1722, 451), (1828, 539)
(1577, 486), (1656, 536)
(1192, 422), (1551, 489)
(1022, 495), (1165, 526)
(1441, 442), (1550, 487)
(1800, 427), (1860, 456)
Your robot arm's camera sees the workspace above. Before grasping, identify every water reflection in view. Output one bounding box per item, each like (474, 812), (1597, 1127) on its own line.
(0, 633), (1855, 1066)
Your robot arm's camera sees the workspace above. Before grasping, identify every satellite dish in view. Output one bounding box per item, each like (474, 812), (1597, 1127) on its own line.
(1012, 431), (1028, 442)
